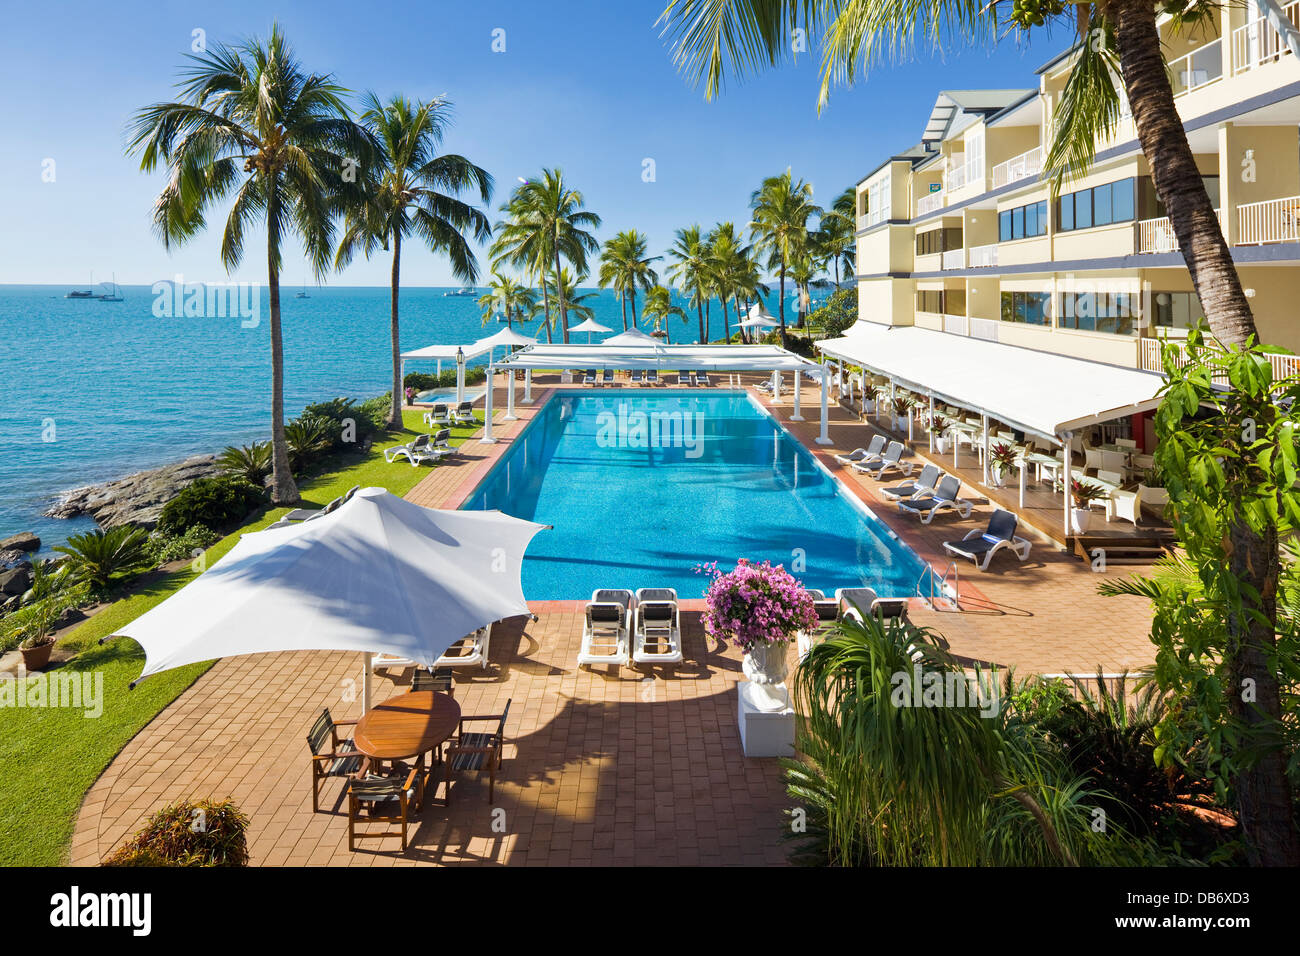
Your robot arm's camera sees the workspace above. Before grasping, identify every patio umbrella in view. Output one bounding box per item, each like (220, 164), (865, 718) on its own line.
(567, 317), (613, 344)
(110, 488), (547, 701)
(602, 327), (659, 346)
(472, 326), (537, 364)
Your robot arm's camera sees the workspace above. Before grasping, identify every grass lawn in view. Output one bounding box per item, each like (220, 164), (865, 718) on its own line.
(0, 409), (486, 866)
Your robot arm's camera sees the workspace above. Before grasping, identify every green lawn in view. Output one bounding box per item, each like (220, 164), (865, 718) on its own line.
(0, 410), (483, 866)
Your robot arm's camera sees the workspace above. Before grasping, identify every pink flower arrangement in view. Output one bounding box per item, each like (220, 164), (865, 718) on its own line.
(695, 559), (819, 652)
(404, 387), (416, 404)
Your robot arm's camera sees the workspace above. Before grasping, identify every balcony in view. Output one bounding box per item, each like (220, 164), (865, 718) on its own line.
(990, 147), (1043, 190)
(1168, 37), (1224, 96)
(1139, 336), (1300, 382)
(917, 191), (945, 216)
(940, 249), (965, 270)
(1135, 210), (1220, 253)
(944, 159), (983, 193)
(1232, 0), (1300, 74)
(968, 243), (998, 268)
(1238, 195), (1300, 244)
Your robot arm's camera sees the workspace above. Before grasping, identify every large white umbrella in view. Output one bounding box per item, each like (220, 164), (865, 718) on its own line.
(473, 326), (537, 350)
(111, 488), (547, 698)
(567, 317), (613, 344)
(603, 327), (659, 346)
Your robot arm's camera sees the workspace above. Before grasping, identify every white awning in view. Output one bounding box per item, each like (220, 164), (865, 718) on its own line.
(473, 326), (537, 349)
(817, 322), (1165, 441)
(400, 341), (495, 362)
(494, 343), (827, 374)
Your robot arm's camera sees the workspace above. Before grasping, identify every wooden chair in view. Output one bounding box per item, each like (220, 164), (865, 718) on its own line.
(347, 768), (424, 852)
(444, 699), (511, 804)
(307, 708), (364, 812)
(411, 667), (454, 696)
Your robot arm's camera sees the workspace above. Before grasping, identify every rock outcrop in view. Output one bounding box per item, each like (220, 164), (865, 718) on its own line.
(44, 454), (222, 530)
(0, 532), (40, 553)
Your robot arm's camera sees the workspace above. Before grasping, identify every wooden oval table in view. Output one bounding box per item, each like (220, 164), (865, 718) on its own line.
(354, 691), (461, 807)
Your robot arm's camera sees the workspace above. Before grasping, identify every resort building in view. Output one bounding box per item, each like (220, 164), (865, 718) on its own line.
(842, 4), (1300, 414)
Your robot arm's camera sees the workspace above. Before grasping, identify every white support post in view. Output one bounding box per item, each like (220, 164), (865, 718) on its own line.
(816, 370), (831, 445)
(772, 370), (781, 403)
(928, 394), (935, 452)
(362, 653), (372, 713)
(1019, 458), (1027, 509)
(481, 365), (497, 444)
(436, 359), (441, 379)
(504, 367), (518, 421)
(522, 369), (533, 404)
(400, 360), (407, 398)
(981, 413), (990, 486)
(1062, 431), (1073, 538)
(456, 361), (466, 406)
(790, 371), (804, 421)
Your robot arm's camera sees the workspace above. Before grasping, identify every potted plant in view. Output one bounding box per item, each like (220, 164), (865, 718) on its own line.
(988, 442), (1019, 488)
(404, 386), (416, 406)
(1067, 478), (1110, 534)
(1138, 462), (1169, 513)
(890, 394), (915, 433)
(697, 559), (819, 711)
(17, 598), (60, 671)
(928, 413), (952, 454)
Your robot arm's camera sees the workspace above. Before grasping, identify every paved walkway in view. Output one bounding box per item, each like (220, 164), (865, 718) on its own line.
(70, 372), (1156, 865)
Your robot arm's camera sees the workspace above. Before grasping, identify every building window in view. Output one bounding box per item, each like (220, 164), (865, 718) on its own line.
(1057, 178), (1137, 232)
(915, 226), (963, 256)
(1152, 291), (1203, 330)
(999, 291), (1051, 325)
(1059, 291), (1138, 335)
(916, 289), (966, 315)
(865, 174), (892, 227)
(998, 200), (1048, 241)
(1138, 175), (1219, 220)
(917, 289), (943, 313)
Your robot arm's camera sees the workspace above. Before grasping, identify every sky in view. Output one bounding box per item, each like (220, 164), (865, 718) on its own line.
(0, 1), (1062, 288)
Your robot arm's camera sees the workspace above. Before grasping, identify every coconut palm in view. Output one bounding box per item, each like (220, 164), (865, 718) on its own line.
(815, 187), (857, 288)
(490, 169), (600, 343)
(127, 25), (374, 504)
(667, 224), (711, 344)
(477, 271), (535, 329)
(705, 222), (745, 342)
(544, 268), (598, 329)
(749, 169), (820, 343)
(642, 285), (689, 344)
(334, 93), (492, 427)
(657, 0), (1296, 867)
(598, 229), (662, 330)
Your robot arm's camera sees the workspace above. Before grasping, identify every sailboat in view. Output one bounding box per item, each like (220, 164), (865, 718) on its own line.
(443, 286), (476, 297)
(66, 271), (95, 298)
(98, 274), (123, 302)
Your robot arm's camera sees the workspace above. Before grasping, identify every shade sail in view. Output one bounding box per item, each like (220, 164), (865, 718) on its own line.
(817, 321), (1164, 440)
(602, 328), (658, 345)
(399, 342), (494, 361)
(567, 318), (612, 334)
(738, 315), (780, 329)
(747, 301), (774, 320)
(113, 488), (547, 681)
(473, 326), (537, 350)
(495, 342), (826, 374)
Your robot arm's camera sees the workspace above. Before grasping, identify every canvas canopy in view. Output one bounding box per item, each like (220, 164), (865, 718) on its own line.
(493, 342), (826, 374)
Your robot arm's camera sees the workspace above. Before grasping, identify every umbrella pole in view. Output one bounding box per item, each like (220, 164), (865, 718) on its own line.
(362, 652), (372, 713)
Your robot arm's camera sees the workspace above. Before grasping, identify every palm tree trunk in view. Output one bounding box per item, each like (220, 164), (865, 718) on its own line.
(553, 248), (569, 344)
(387, 229), (402, 428)
(266, 189), (298, 505)
(696, 300), (705, 344)
(778, 257), (788, 347)
(704, 300), (711, 344)
(540, 277), (553, 343)
(1113, 0), (1298, 866)
(630, 290), (640, 327)
(620, 292), (628, 331)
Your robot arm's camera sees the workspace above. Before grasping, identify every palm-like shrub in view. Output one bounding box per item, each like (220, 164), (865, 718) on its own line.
(156, 476), (265, 537)
(103, 799), (249, 867)
(284, 416), (334, 472)
(217, 442), (272, 486)
(54, 525), (154, 593)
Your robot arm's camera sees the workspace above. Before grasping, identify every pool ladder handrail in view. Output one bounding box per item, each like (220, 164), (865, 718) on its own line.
(916, 560), (960, 610)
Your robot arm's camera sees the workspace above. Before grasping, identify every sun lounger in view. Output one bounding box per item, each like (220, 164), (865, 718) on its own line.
(897, 474), (974, 524)
(796, 589), (843, 660)
(271, 485), (361, 528)
(696, 372), (712, 387)
(422, 403), (451, 427)
(601, 369), (615, 386)
(646, 369), (660, 385)
(835, 586), (908, 623)
(879, 463), (943, 501)
(851, 440), (913, 479)
(942, 509), (1032, 571)
(833, 436), (886, 467)
(676, 372), (690, 386)
(452, 401), (479, 425)
(632, 587), (682, 665)
(437, 623), (493, 670)
(630, 369), (644, 384)
(578, 589), (633, 667)
(583, 369), (597, 385)
(384, 433), (450, 467)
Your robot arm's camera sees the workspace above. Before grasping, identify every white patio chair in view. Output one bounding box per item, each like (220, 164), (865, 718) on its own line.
(578, 589), (633, 668)
(437, 623), (493, 670)
(632, 587), (682, 665)
(942, 509), (1033, 571)
(897, 474), (974, 524)
(833, 435), (885, 467)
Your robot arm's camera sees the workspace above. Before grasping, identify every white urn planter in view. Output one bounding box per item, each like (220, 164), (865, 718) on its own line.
(935, 435), (948, 454)
(893, 415), (910, 432)
(742, 640), (791, 711)
(991, 466), (1008, 488)
(1071, 507), (1093, 535)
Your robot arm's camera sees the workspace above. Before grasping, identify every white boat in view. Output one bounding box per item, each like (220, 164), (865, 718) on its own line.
(98, 274), (123, 302)
(444, 287), (477, 297)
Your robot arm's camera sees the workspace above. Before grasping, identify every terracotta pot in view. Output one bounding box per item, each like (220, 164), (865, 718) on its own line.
(20, 641), (53, 671)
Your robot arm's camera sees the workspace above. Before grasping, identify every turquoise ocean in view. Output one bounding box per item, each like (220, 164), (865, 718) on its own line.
(0, 283), (792, 553)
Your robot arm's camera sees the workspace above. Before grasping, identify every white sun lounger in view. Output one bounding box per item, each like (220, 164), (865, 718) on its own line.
(384, 433), (452, 467)
(879, 463), (943, 501)
(851, 440), (913, 479)
(632, 587), (682, 665)
(833, 435), (886, 467)
(796, 588), (842, 661)
(422, 403), (451, 427)
(578, 589), (633, 668)
(943, 509), (1032, 571)
(436, 623), (493, 670)
(897, 474), (974, 524)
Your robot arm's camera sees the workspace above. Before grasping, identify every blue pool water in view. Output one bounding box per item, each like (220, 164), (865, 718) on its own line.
(415, 387), (487, 404)
(461, 390), (932, 600)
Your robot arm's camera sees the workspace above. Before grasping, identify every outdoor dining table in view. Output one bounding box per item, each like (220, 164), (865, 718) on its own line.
(353, 690), (461, 807)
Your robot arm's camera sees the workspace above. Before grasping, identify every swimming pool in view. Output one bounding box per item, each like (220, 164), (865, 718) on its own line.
(460, 390), (932, 600)
(415, 387), (486, 405)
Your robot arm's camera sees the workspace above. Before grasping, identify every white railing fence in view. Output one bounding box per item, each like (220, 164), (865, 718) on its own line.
(941, 249), (965, 270)
(969, 317), (999, 343)
(991, 147), (1043, 189)
(1238, 195), (1300, 245)
(917, 190), (944, 216)
(943, 314), (969, 336)
(968, 243), (998, 268)
(1232, 0), (1300, 73)
(1136, 209), (1220, 253)
(1169, 37), (1224, 95)
(1138, 337), (1300, 385)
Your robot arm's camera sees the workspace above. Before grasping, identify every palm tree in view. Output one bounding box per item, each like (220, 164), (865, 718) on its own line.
(667, 224), (710, 343)
(657, 0), (1296, 866)
(128, 25), (373, 504)
(706, 222), (743, 342)
(490, 169), (600, 343)
(335, 93), (492, 427)
(642, 285), (689, 344)
(749, 169), (820, 343)
(477, 271), (535, 329)
(598, 229), (662, 329)
(816, 187), (856, 288)
(544, 268), (598, 328)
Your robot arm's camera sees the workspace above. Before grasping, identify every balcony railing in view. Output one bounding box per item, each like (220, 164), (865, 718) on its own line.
(990, 147), (1043, 190)
(941, 249), (965, 270)
(1232, 0), (1300, 73)
(1140, 337), (1300, 384)
(1238, 195), (1300, 245)
(968, 243), (998, 268)
(917, 191), (944, 216)
(969, 317), (999, 343)
(1168, 37), (1224, 95)
(944, 160), (983, 193)
(943, 314), (969, 336)
(1136, 209), (1220, 253)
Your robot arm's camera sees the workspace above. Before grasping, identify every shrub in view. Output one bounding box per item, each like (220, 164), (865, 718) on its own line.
(807, 287), (857, 338)
(102, 799), (250, 867)
(0, 583), (89, 652)
(216, 441), (272, 485)
(146, 524), (221, 565)
(403, 368), (487, 392)
(53, 525), (154, 594)
(302, 397), (380, 447)
(284, 416), (334, 472)
(157, 476), (265, 537)
(358, 394), (394, 430)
